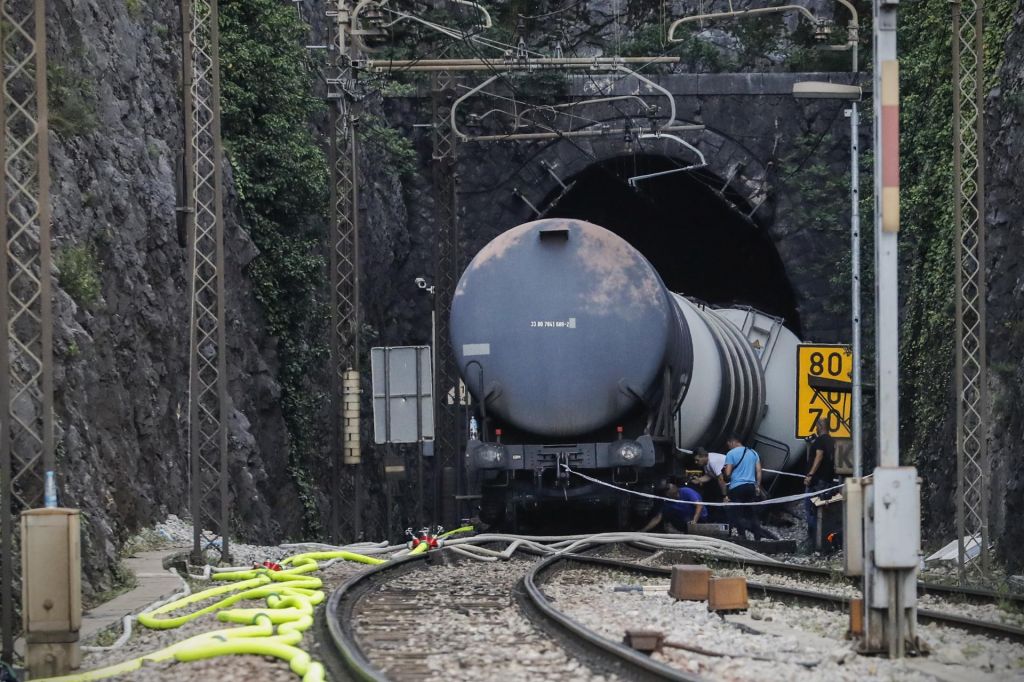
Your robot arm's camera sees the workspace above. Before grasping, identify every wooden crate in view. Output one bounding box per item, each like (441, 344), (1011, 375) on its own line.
(707, 576), (748, 612)
(668, 564), (711, 601)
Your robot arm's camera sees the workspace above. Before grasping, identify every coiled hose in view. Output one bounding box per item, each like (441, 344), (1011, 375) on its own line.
(33, 527), (769, 681)
(33, 551), (387, 682)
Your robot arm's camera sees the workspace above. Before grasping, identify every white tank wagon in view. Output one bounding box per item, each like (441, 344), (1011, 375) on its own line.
(450, 218), (806, 529)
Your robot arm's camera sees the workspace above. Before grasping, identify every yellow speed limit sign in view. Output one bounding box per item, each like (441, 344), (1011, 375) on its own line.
(796, 344), (852, 438)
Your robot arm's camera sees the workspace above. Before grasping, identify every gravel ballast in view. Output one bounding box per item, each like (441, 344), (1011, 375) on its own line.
(544, 565), (1024, 681)
(353, 557), (618, 681)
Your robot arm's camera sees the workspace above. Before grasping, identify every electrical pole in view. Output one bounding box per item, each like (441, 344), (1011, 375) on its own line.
(952, 0), (990, 583)
(431, 71), (460, 528)
(860, 0), (921, 657)
(0, 0), (53, 663)
(183, 0), (231, 565)
(327, 0), (362, 542)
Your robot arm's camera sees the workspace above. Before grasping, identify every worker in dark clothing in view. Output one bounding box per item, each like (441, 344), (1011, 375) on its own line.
(804, 417), (837, 549)
(722, 434), (777, 541)
(639, 480), (708, 533)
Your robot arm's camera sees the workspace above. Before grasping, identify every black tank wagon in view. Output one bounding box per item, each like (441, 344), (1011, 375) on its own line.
(451, 218), (805, 529)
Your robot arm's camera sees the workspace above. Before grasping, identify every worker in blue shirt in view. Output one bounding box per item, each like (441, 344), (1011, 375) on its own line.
(722, 433), (777, 541)
(639, 479), (708, 533)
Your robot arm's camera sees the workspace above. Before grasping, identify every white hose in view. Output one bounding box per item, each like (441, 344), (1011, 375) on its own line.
(441, 532), (777, 564)
(450, 546), (499, 562)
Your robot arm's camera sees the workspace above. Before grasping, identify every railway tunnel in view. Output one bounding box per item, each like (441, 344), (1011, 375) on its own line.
(540, 154), (802, 337)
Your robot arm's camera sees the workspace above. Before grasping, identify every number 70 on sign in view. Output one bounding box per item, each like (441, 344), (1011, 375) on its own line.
(795, 344), (853, 439)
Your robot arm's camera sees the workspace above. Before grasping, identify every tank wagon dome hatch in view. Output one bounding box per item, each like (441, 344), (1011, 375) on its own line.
(450, 218), (693, 439)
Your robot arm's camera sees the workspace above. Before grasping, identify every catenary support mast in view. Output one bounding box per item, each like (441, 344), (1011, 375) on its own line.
(0, 0), (52, 663)
(184, 0), (231, 565)
(952, 0), (990, 583)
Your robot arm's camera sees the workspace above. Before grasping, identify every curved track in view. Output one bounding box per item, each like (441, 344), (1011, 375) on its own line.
(324, 548), (703, 681)
(522, 553), (703, 682)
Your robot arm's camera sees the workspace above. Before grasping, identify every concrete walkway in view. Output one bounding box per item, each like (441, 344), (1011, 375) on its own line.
(14, 546), (190, 658)
(79, 546), (190, 641)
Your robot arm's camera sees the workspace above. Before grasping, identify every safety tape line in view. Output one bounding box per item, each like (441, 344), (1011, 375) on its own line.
(764, 468), (807, 479)
(560, 464), (844, 507)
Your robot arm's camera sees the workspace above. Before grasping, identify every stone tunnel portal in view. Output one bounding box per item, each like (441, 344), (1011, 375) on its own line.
(542, 154), (802, 336)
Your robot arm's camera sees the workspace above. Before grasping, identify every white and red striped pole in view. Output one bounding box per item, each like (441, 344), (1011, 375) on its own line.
(861, 0), (920, 659)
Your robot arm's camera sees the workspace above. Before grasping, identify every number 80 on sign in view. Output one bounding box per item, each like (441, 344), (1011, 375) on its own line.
(795, 344), (852, 438)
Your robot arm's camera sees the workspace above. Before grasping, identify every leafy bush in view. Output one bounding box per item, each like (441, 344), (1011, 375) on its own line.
(359, 116), (417, 176)
(49, 65), (98, 137)
(55, 243), (102, 308)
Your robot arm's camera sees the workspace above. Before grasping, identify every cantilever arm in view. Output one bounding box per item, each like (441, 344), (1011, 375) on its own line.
(451, 66), (678, 142)
(668, 4), (819, 42)
(627, 133), (707, 187)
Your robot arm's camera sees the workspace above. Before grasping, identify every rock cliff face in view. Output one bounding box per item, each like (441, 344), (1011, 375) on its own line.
(47, 0), (303, 596)
(986, 3), (1024, 571)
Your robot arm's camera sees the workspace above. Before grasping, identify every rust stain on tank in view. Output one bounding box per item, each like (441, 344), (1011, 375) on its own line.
(574, 221), (665, 318)
(454, 221), (535, 299)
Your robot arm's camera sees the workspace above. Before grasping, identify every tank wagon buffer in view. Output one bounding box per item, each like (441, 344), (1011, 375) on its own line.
(450, 218), (806, 528)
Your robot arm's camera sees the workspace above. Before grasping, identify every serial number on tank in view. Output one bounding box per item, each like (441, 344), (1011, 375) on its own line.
(529, 317), (577, 329)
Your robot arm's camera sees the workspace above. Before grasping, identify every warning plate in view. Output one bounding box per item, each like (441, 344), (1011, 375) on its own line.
(796, 344), (852, 438)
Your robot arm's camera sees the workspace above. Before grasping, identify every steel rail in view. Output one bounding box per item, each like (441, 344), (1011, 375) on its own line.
(627, 542), (1024, 608)
(522, 553), (706, 682)
(325, 547), (683, 681)
(324, 552), (428, 682)
(563, 553), (1024, 645)
(696, 554), (1024, 608)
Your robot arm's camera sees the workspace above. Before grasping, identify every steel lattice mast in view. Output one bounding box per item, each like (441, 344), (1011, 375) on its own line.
(183, 0), (231, 565)
(431, 71), (461, 527)
(327, 0), (362, 542)
(952, 0), (989, 582)
(0, 0), (53, 663)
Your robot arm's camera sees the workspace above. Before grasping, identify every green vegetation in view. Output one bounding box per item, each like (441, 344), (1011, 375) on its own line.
(898, 0), (1014, 468)
(220, 0), (329, 534)
(358, 115), (417, 176)
(125, 0), (142, 19)
(49, 64), (98, 137)
(55, 242), (102, 308)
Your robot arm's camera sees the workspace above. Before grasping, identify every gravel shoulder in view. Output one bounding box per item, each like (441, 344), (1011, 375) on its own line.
(544, 564), (1024, 682)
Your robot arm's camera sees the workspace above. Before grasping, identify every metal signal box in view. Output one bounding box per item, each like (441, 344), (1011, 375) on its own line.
(844, 478), (864, 576)
(21, 508), (82, 676)
(871, 467), (920, 568)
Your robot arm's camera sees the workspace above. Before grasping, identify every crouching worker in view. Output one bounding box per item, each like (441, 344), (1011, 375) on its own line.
(639, 480), (707, 533)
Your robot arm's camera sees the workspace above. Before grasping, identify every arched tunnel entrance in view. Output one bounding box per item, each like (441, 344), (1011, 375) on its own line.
(542, 154), (802, 335)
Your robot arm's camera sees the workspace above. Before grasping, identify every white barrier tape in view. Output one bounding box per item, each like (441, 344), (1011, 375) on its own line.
(560, 464), (843, 507)
(763, 468), (808, 479)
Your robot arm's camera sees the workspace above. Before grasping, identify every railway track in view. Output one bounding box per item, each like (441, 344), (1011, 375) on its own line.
(565, 552), (1024, 645)
(324, 547), (701, 681)
(321, 540), (1024, 681)
(700, 553), (1024, 608)
(625, 542), (1024, 612)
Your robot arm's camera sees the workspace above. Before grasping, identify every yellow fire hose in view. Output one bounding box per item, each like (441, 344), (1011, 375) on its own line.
(440, 525), (474, 539)
(32, 550), (389, 682)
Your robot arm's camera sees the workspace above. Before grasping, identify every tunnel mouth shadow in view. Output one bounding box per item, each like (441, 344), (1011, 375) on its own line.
(541, 154), (801, 336)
